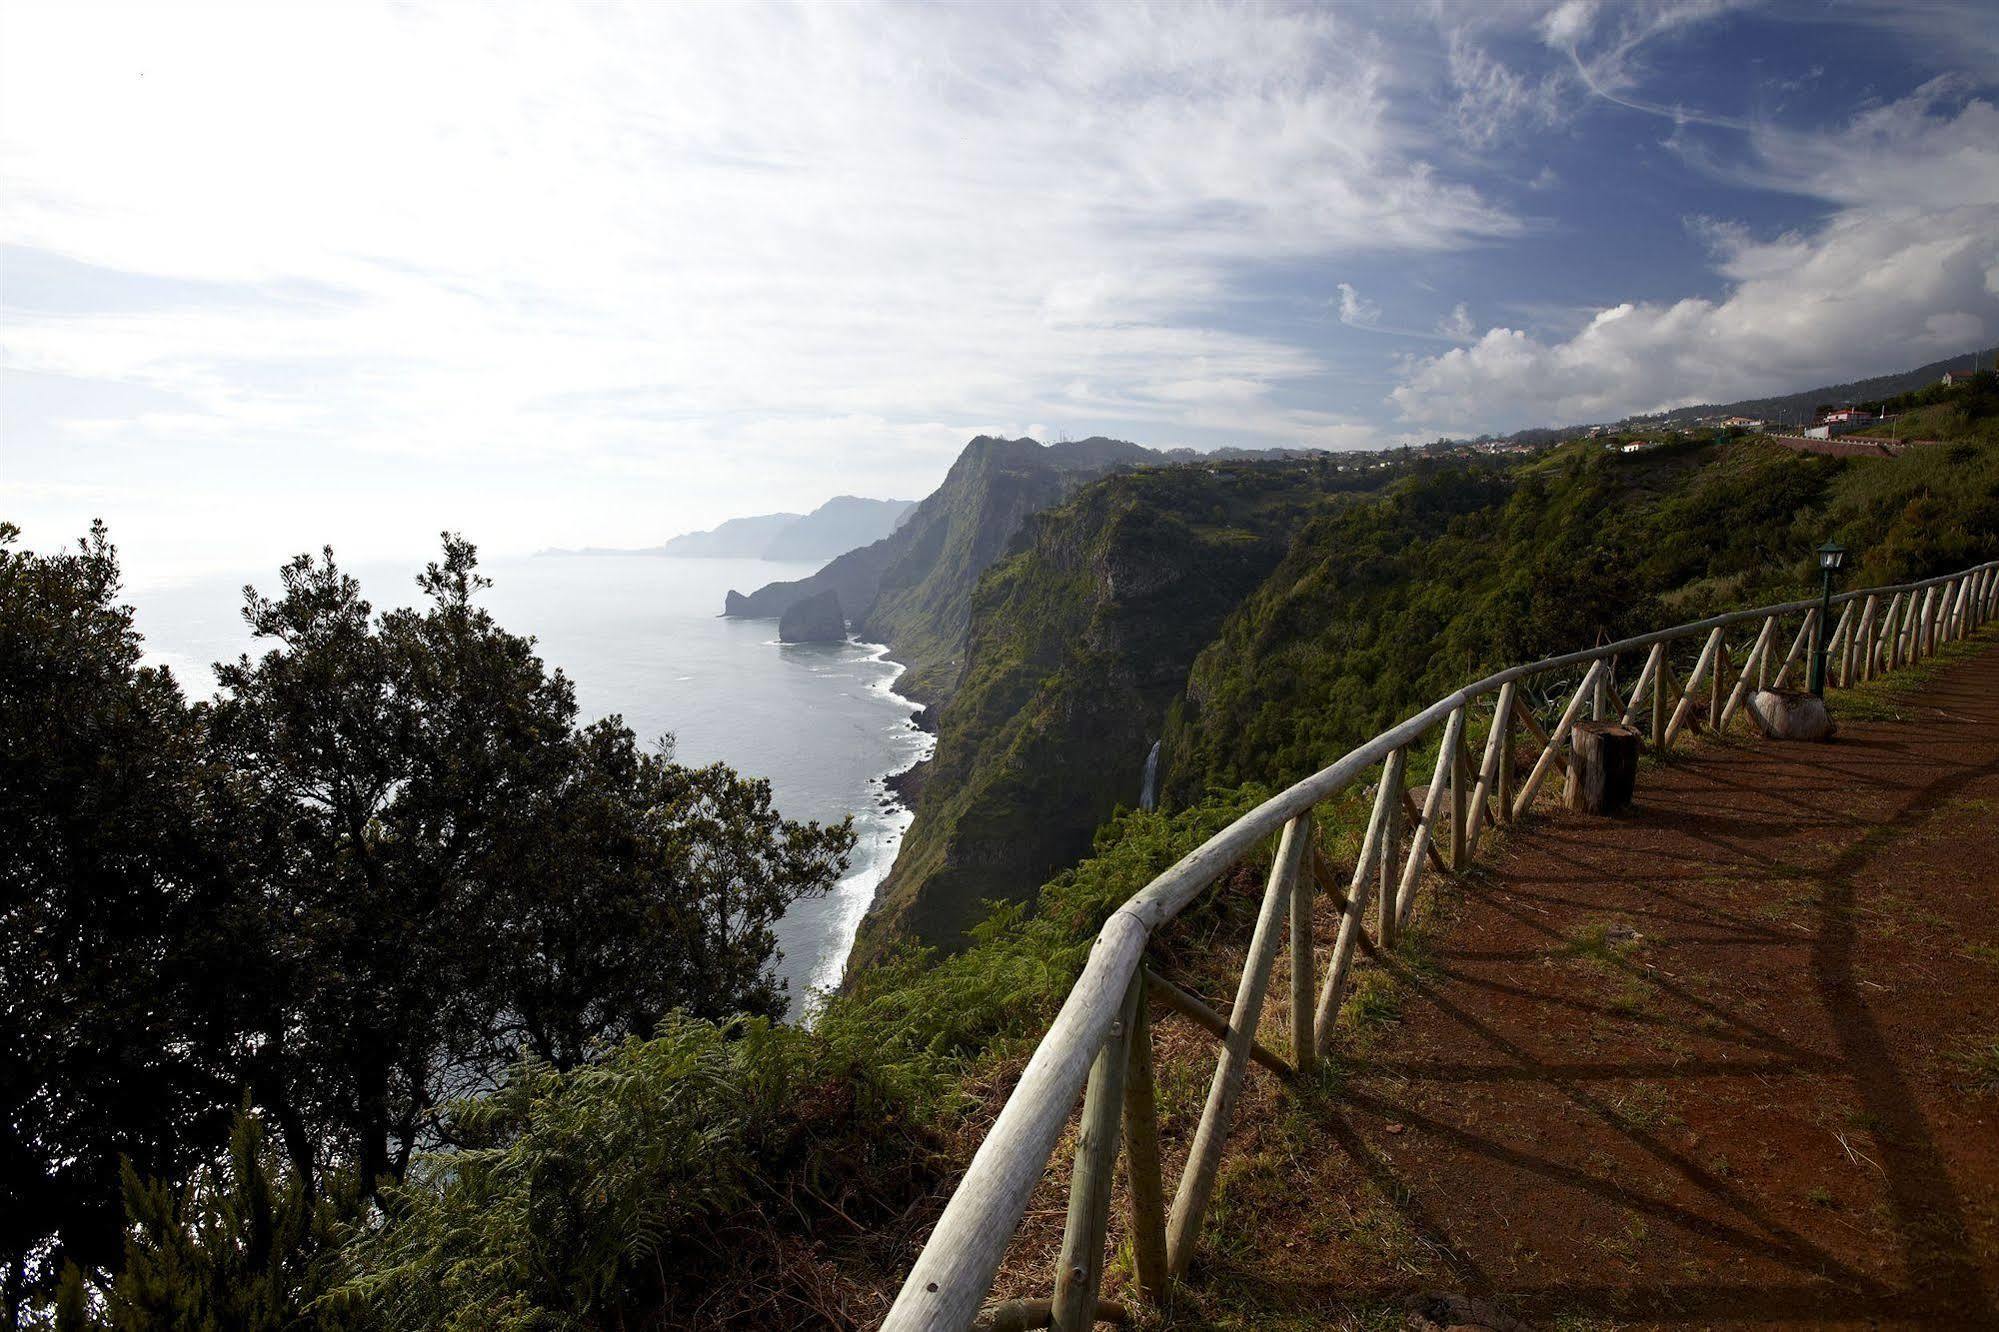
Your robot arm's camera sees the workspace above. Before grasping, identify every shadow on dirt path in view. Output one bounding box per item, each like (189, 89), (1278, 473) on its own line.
(1186, 636), (1999, 1329)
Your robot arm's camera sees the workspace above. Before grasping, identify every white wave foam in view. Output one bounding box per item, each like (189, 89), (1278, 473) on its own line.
(795, 638), (935, 1018)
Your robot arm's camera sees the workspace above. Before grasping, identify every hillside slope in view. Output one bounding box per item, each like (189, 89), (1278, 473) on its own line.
(853, 456), (1408, 957)
(861, 429), (1999, 964)
(1650, 346), (1998, 427)
(1165, 433), (1999, 802)
(725, 437), (1157, 704)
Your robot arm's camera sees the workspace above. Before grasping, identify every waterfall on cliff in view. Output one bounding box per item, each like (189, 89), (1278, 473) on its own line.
(1139, 739), (1161, 812)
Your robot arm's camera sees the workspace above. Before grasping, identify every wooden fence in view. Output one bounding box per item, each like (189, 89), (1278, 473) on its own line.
(881, 558), (1999, 1332)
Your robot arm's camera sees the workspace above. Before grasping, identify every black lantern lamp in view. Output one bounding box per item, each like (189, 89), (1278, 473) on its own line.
(1810, 540), (1847, 694)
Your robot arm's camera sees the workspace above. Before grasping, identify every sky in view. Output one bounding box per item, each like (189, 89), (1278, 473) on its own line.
(3, 0), (1997, 581)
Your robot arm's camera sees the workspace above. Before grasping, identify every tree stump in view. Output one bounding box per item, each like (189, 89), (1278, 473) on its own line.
(1747, 688), (1835, 741)
(1565, 722), (1640, 814)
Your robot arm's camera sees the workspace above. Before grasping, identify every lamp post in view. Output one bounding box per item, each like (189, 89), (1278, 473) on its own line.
(1810, 540), (1847, 695)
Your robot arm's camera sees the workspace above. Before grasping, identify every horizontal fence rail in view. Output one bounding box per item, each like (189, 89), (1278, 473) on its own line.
(883, 559), (1999, 1332)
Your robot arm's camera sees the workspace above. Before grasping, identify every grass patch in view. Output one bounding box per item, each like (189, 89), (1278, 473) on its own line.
(1946, 1039), (1999, 1095)
(1829, 628), (1998, 722)
(1551, 1316), (1622, 1332)
(1341, 968), (1404, 1033)
(1562, 920), (1643, 963)
(1598, 1214), (1649, 1265)
(1607, 978), (1654, 1019)
(1609, 1085), (1674, 1132)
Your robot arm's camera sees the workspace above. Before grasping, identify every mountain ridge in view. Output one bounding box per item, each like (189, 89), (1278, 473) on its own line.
(722, 436), (1334, 705)
(538, 494), (913, 562)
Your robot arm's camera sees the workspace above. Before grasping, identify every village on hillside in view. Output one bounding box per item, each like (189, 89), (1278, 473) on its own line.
(1436, 357), (1998, 462)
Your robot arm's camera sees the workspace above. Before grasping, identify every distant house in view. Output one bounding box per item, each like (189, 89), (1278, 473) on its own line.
(1942, 369), (1979, 386)
(1721, 416), (1764, 429)
(1806, 414), (1881, 440)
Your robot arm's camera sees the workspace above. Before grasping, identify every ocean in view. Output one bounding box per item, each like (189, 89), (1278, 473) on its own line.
(129, 553), (933, 1021)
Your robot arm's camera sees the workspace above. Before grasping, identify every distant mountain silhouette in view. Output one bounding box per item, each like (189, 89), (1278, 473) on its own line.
(539, 495), (914, 562)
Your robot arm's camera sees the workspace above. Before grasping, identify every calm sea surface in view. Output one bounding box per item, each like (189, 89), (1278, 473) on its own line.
(130, 554), (932, 1020)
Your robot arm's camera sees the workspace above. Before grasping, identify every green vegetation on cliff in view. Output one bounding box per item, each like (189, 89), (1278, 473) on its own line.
(855, 456), (1439, 958)
(1164, 433), (1999, 800)
(1857, 367), (1999, 447)
(861, 430), (1999, 966)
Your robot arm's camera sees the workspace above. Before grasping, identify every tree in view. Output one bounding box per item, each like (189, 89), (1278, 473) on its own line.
(3, 525), (852, 1322)
(0, 522), (235, 1316)
(207, 536), (852, 1200)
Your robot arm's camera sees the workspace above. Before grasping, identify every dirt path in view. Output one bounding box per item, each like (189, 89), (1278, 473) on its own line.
(1198, 638), (1999, 1329)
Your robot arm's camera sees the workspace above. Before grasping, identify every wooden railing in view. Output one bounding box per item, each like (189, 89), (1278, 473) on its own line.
(881, 557), (1999, 1332)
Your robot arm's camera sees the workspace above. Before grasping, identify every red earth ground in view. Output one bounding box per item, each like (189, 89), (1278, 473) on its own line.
(1153, 636), (1999, 1329)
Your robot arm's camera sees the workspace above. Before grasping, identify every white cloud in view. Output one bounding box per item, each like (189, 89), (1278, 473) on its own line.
(1337, 282), (1383, 329)
(1335, 282), (1473, 345)
(1, 0), (1516, 573)
(1391, 89), (1999, 433)
(1545, 0), (1758, 129)
(1443, 25), (1564, 146)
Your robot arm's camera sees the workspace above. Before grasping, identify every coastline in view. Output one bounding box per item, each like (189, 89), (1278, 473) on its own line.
(795, 638), (935, 1017)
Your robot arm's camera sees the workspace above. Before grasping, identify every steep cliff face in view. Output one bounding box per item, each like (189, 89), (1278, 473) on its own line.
(777, 588), (846, 642)
(852, 459), (1356, 958)
(724, 436), (1157, 705)
(724, 540), (896, 621)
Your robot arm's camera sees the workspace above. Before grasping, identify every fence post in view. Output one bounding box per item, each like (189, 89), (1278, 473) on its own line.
(1050, 973), (1143, 1330)
(1881, 592), (1902, 673)
(1720, 616), (1777, 731)
(1466, 685), (1511, 856)
(1665, 627), (1722, 748)
(1289, 812), (1316, 1076)
(1377, 753), (1405, 951)
(1650, 645), (1669, 749)
(1770, 608), (1815, 691)
(1512, 661), (1603, 820)
(1826, 600), (1855, 689)
(1850, 595), (1877, 685)
(1314, 756), (1398, 1053)
(1450, 721), (1471, 870)
(1395, 710), (1462, 928)
(1119, 984), (1169, 1307)
(1709, 637), (1729, 733)
(1165, 814), (1307, 1275)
